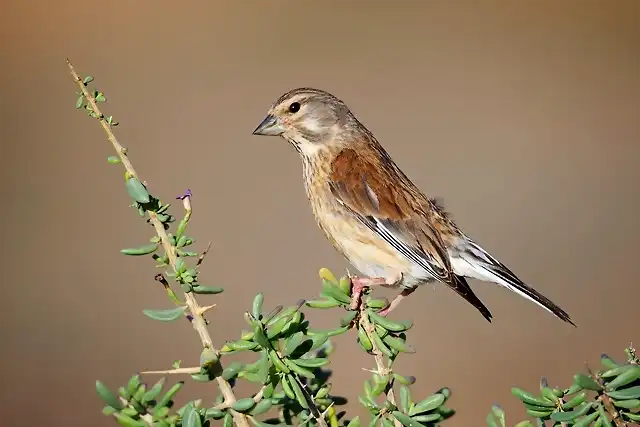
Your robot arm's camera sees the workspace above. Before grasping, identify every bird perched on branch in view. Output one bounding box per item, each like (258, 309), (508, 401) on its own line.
(252, 87), (575, 326)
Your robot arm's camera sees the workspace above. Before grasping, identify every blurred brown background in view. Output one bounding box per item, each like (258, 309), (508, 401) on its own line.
(1, 1), (639, 426)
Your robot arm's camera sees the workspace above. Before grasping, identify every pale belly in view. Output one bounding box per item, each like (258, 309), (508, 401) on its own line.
(312, 202), (427, 288)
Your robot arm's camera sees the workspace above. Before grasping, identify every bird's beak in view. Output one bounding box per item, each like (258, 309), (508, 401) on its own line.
(252, 114), (284, 136)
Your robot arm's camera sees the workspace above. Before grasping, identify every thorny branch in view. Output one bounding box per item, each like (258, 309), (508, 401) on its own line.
(359, 305), (403, 427)
(66, 59), (250, 427)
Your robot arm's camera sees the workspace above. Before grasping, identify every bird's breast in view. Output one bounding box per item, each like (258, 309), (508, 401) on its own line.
(301, 157), (417, 283)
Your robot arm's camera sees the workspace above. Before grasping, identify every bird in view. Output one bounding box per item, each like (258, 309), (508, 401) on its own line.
(251, 87), (575, 326)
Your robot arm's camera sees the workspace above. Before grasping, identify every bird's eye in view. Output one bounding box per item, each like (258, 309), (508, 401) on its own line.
(288, 102), (300, 113)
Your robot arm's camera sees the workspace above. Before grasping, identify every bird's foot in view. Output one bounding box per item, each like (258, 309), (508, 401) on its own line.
(376, 286), (418, 317)
(348, 276), (388, 310)
(376, 306), (393, 317)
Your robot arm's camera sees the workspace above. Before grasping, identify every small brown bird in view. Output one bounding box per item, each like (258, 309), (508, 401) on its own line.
(252, 87), (575, 326)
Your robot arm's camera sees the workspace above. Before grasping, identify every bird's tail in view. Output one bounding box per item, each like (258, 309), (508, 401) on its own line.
(446, 274), (494, 323)
(460, 240), (576, 326)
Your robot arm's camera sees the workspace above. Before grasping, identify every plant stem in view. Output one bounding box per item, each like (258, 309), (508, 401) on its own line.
(589, 365), (627, 427)
(359, 308), (402, 427)
(67, 59), (249, 427)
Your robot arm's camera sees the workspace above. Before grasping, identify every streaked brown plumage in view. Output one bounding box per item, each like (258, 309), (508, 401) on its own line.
(252, 87), (575, 326)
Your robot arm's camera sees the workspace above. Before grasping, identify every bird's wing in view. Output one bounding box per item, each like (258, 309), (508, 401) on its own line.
(329, 148), (493, 321)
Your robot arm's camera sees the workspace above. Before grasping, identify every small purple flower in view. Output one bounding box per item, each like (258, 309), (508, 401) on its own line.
(176, 189), (192, 211)
(176, 189), (192, 200)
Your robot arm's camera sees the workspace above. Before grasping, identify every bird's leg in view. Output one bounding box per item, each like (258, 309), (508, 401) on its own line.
(349, 276), (386, 310)
(377, 286), (417, 317)
(349, 272), (403, 311)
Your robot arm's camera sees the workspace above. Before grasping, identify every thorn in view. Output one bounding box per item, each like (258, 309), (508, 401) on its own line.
(252, 385), (268, 403)
(197, 304), (216, 316)
(196, 241), (213, 267)
(321, 402), (335, 417)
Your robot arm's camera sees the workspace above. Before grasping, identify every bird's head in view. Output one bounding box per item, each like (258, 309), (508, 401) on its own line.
(252, 87), (353, 156)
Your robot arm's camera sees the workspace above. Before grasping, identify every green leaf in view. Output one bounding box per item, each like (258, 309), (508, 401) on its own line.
(399, 385), (411, 413)
(487, 413), (499, 427)
(102, 405), (117, 415)
(340, 310), (358, 327)
(365, 297), (389, 310)
(393, 374), (416, 385)
(368, 310), (413, 332)
(305, 298), (341, 309)
(83, 75), (94, 83)
(182, 404), (202, 427)
(284, 359), (315, 378)
(142, 377), (165, 403)
(256, 350), (269, 384)
(320, 279), (351, 304)
(392, 411), (426, 427)
(191, 285), (224, 295)
(562, 391), (587, 410)
(221, 339), (259, 352)
(293, 357), (329, 368)
(601, 364), (636, 378)
(252, 324), (270, 348)
(174, 258), (185, 273)
(412, 414), (441, 423)
(511, 387), (555, 408)
(371, 374), (390, 396)
(383, 334), (415, 354)
(573, 374), (602, 391)
(200, 347), (218, 367)
(120, 243), (158, 256)
(252, 293), (264, 319)
(75, 96), (84, 109)
(190, 373), (213, 382)
(283, 332), (306, 357)
(409, 393), (445, 415)
(154, 381), (183, 409)
(249, 398), (272, 415)
(607, 385), (640, 400)
(96, 92), (106, 102)
(612, 398), (640, 409)
(338, 276), (351, 294)
(142, 306), (185, 321)
(625, 412), (640, 421)
(371, 329), (394, 358)
(204, 407), (225, 419)
(607, 365), (640, 390)
(125, 177), (150, 204)
(318, 267), (338, 284)
(126, 375), (141, 397)
(96, 380), (123, 410)
(572, 411), (599, 427)
(176, 235), (188, 248)
(286, 374), (309, 409)
(551, 402), (592, 422)
(107, 156), (121, 164)
(309, 332), (329, 351)
(115, 414), (146, 427)
(600, 354), (619, 370)
(222, 361), (245, 381)
(231, 397), (256, 413)
(346, 416), (361, 427)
